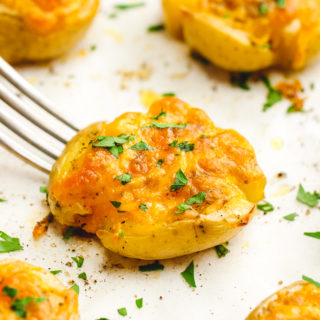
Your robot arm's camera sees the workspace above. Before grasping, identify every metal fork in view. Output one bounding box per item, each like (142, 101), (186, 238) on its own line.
(0, 57), (79, 173)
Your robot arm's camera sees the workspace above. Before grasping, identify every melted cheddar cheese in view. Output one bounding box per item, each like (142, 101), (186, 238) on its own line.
(0, 259), (79, 320)
(49, 98), (266, 259)
(247, 281), (320, 319)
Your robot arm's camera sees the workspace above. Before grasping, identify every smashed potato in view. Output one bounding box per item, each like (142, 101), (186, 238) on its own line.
(0, 258), (79, 320)
(162, 0), (320, 71)
(48, 97), (266, 260)
(0, 0), (99, 63)
(247, 280), (320, 319)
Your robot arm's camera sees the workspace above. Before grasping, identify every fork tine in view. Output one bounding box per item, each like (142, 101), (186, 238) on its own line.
(0, 57), (79, 132)
(0, 123), (54, 173)
(0, 82), (74, 144)
(0, 103), (64, 159)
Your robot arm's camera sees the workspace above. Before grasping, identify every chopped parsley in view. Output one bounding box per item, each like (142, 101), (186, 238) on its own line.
(259, 3), (268, 15)
(162, 92), (175, 97)
(257, 201), (274, 214)
(304, 232), (320, 239)
(78, 272), (87, 280)
(0, 231), (23, 253)
(200, 135), (209, 139)
(283, 213), (297, 221)
(72, 256), (84, 268)
(11, 297), (46, 318)
(117, 210), (126, 213)
(118, 231), (125, 237)
(296, 184), (320, 208)
(215, 245), (230, 258)
(130, 141), (154, 151)
(110, 201), (121, 208)
(117, 307), (127, 316)
(70, 283), (79, 294)
(149, 121), (188, 129)
(39, 186), (47, 193)
(181, 261), (196, 288)
(310, 83), (315, 90)
(115, 173), (132, 185)
(169, 140), (194, 152)
(50, 270), (62, 275)
(97, 318), (110, 320)
(0, 198), (5, 202)
(139, 261), (164, 272)
(302, 275), (320, 288)
(115, 3), (145, 10)
(91, 134), (135, 159)
(157, 159), (164, 167)
(261, 75), (282, 111)
(230, 72), (251, 90)
(170, 169), (188, 192)
(3, 286), (18, 298)
(148, 24), (165, 32)
(152, 110), (166, 120)
(90, 45), (97, 51)
(176, 192), (206, 214)
(139, 204), (148, 211)
(275, 0), (286, 8)
(63, 226), (75, 240)
(135, 298), (143, 308)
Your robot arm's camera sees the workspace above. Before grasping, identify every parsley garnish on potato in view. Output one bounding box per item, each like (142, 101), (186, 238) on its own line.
(115, 173), (132, 185)
(170, 169), (188, 191)
(139, 261), (164, 272)
(176, 192), (206, 214)
(302, 275), (320, 288)
(215, 245), (230, 258)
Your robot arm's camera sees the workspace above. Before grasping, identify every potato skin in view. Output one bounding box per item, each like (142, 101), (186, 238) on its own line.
(163, 0), (320, 71)
(247, 281), (320, 319)
(0, 258), (79, 320)
(48, 97), (266, 260)
(0, 0), (99, 63)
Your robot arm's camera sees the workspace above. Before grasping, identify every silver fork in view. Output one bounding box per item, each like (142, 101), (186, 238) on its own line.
(0, 57), (79, 173)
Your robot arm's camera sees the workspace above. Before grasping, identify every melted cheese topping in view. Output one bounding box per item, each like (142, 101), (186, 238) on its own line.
(0, 0), (98, 34)
(0, 259), (79, 320)
(50, 98), (265, 236)
(248, 281), (320, 319)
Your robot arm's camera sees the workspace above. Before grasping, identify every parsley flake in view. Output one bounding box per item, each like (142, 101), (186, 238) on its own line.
(39, 186), (47, 193)
(0, 198), (5, 202)
(135, 298), (143, 308)
(304, 232), (320, 239)
(275, 0), (286, 8)
(115, 173), (132, 185)
(78, 272), (87, 280)
(148, 24), (165, 32)
(157, 159), (164, 167)
(115, 3), (144, 10)
(3, 286), (18, 298)
(283, 213), (297, 221)
(261, 76), (282, 111)
(139, 204), (148, 211)
(257, 201), (274, 214)
(130, 141), (154, 151)
(259, 3), (268, 15)
(139, 261), (164, 272)
(181, 260), (196, 288)
(230, 72), (251, 90)
(72, 256), (84, 268)
(296, 184), (320, 208)
(169, 140), (194, 152)
(176, 192), (206, 214)
(152, 110), (166, 120)
(170, 169), (188, 192)
(118, 231), (125, 237)
(11, 297), (46, 318)
(215, 245), (230, 258)
(110, 201), (121, 208)
(162, 92), (175, 97)
(70, 283), (79, 294)
(117, 307), (127, 316)
(50, 270), (62, 275)
(0, 231), (23, 253)
(302, 275), (320, 288)
(150, 121), (188, 129)
(63, 226), (75, 240)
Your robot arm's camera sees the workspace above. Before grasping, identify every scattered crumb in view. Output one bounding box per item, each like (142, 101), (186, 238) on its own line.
(32, 214), (53, 239)
(270, 137), (284, 150)
(305, 209), (311, 215)
(105, 29), (124, 42)
(276, 172), (287, 178)
(27, 77), (37, 84)
(278, 280), (283, 285)
(118, 63), (153, 89)
(272, 184), (294, 197)
(171, 72), (188, 79)
(241, 241), (249, 248)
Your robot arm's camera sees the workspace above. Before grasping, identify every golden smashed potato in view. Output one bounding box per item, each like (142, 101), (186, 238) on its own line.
(162, 0), (320, 71)
(247, 280), (320, 319)
(0, 258), (79, 320)
(0, 0), (99, 63)
(48, 97), (266, 260)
